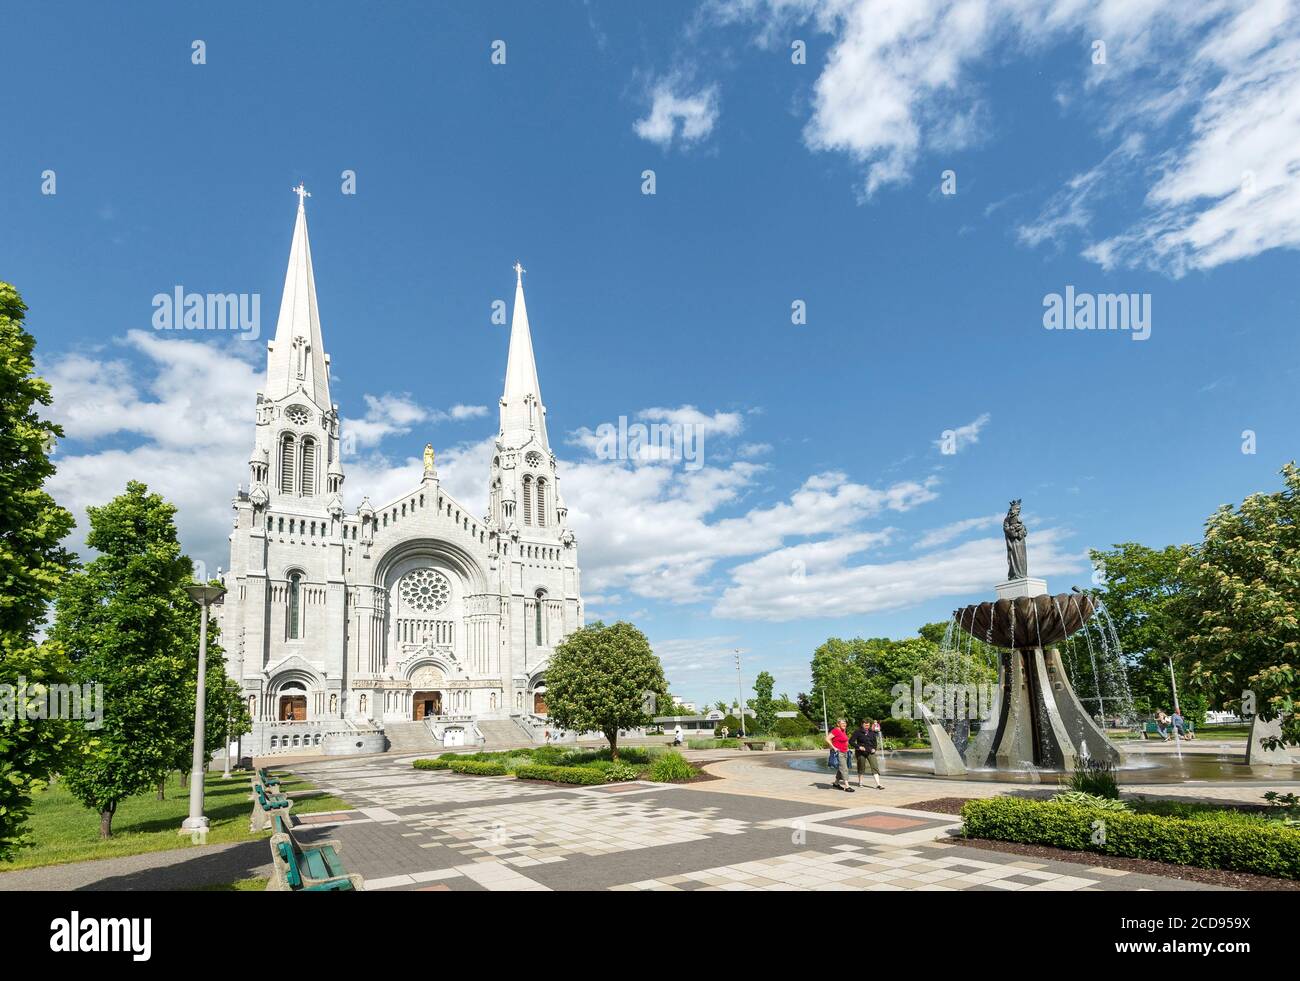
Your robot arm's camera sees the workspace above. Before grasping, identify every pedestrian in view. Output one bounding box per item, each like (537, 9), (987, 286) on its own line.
(850, 719), (884, 789)
(673, 724), (683, 747)
(825, 718), (854, 792)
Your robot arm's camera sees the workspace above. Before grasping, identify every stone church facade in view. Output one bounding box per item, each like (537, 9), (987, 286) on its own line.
(219, 189), (582, 753)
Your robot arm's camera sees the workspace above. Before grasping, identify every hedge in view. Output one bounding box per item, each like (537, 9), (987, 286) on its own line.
(514, 764), (605, 786)
(962, 796), (1300, 879)
(447, 759), (510, 776)
(412, 758), (452, 770)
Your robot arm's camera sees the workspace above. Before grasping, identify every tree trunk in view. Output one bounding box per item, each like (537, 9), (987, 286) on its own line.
(179, 769), (188, 788)
(99, 806), (115, 839)
(607, 729), (619, 760)
(156, 780), (165, 800)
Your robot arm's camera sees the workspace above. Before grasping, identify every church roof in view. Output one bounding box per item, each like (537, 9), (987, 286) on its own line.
(265, 186), (331, 409)
(499, 263), (549, 450)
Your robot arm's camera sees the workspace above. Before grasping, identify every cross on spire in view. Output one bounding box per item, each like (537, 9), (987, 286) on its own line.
(292, 182), (311, 207)
(513, 260), (526, 286)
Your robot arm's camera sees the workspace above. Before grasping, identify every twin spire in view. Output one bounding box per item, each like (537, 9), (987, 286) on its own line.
(266, 183), (331, 409)
(267, 188), (548, 451)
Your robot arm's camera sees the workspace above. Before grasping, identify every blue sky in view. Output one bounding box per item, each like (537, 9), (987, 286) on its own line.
(4, 1), (1298, 707)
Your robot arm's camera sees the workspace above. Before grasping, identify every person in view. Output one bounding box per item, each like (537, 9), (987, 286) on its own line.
(673, 724), (683, 747)
(825, 718), (854, 792)
(1171, 709), (1193, 740)
(1154, 709), (1170, 741)
(850, 719), (883, 789)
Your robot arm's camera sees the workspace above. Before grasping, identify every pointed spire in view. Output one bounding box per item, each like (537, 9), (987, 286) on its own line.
(500, 261), (548, 449)
(265, 185), (330, 408)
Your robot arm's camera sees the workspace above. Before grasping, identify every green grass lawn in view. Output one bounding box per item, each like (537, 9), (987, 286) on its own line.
(0, 769), (351, 872)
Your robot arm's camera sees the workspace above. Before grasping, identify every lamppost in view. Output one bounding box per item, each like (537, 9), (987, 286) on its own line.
(181, 581), (226, 835)
(734, 650), (747, 738)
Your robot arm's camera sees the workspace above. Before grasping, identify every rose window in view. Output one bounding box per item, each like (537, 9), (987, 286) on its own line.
(285, 405), (311, 426)
(524, 450), (543, 468)
(400, 569), (450, 613)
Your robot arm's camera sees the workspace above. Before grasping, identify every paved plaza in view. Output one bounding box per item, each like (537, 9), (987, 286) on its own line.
(279, 752), (1233, 892)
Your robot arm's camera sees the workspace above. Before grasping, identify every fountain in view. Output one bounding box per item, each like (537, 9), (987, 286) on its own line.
(944, 500), (1127, 773)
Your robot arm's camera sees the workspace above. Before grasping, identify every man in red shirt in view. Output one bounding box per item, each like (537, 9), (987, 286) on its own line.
(825, 718), (854, 792)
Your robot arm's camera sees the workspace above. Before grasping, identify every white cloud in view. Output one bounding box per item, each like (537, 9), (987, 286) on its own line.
(714, 526), (1086, 622)
(934, 412), (990, 453)
(715, 0), (1300, 272)
(343, 394), (490, 448)
(914, 512), (1003, 549)
(634, 77), (720, 148)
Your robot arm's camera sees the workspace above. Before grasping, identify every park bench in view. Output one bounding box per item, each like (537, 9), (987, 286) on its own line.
(1141, 719), (1195, 739)
(741, 739), (777, 751)
(250, 778), (293, 832)
(257, 766), (281, 788)
(267, 821), (364, 892)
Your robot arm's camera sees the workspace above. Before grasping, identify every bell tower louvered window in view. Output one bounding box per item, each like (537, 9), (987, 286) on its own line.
(279, 434), (296, 494)
(522, 476), (533, 526)
(536, 478), (547, 527)
(300, 437), (316, 496)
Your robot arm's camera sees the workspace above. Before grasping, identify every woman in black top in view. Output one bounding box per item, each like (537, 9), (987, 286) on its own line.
(849, 720), (884, 789)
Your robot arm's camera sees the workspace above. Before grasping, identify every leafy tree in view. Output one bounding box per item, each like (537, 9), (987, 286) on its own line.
(53, 482), (216, 837)
(0, 282), (80, 859)
(748, 670), (776, 734)
(1183, 463), (1300, 747)
(1087, 542), (1195, 717)
(545, 621), (668, 760)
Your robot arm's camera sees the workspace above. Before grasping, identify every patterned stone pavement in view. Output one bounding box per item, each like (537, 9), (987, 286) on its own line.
(287, 754), (1229, 892)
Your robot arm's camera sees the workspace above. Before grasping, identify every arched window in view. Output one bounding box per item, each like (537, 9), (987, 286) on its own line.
(279, 434), (296, 494)
(536, 478), (547, 527)
(300, 437), (316, 496)
(534, 588), (546, 646)
(522, 476), (533, 525)
(288, 572), (303, 639)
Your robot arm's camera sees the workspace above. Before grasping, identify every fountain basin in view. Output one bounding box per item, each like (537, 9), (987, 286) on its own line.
(952, 592), (1095, 649)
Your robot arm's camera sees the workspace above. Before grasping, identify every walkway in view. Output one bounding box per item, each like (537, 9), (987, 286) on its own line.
(281, 753), (1225, 892)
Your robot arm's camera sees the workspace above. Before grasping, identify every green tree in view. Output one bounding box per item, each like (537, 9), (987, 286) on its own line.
(1087, 542), (1195, 717)
(1183, 463), (1300, 747)
(545, 621), (668, 760)
(748, 670), (777, 734)
(53, 482), (215, 837)
(0, 283), (80, 860)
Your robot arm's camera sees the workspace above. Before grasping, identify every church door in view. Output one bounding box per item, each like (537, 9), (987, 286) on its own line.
(413, 691), (442, 720)
(278, 695), (307, 721)
(533, 692), (547, 715)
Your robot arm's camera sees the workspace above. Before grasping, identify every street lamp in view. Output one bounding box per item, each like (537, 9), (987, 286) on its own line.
(734, 650), (747, 738)
(181, 581), (226, 835)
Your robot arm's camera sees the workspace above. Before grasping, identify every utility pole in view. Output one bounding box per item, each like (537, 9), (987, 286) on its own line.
(734, 650), (747, 738)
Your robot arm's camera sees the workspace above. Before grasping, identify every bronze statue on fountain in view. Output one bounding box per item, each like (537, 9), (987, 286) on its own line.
(951, 501), (1124, 772)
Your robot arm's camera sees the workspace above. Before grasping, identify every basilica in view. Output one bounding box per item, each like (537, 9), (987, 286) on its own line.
(219, 188), (583, 754)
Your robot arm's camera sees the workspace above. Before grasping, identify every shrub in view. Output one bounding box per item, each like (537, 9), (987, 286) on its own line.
(447, 759), (509, 776)
(880, 717), (918, 740)
(774, 715), (818, 737)
(1051, 791), (1130, 811)
(962, 796), (1300, 879)
(603, 762), (642, 782)
(529, 745), (569, 766)
(777, 736), (823, 750)
(1067, 759), (1120, 799)
(688, 738), (740, 750)
(648, 751), (697, 783)
(412, 758), (451, 771)
(514, 764), (605, 786)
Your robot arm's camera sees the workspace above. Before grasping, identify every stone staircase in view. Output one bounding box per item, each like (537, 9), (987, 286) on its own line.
(383, 721), (441, 755)
(476, 718), (536, 749)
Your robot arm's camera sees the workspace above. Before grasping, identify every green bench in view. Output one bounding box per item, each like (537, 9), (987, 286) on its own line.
(267, 815), (364, 892)
(250, 778), (293, 832)
(1142, 719), (1195, 739)
(257, 767), (281, 789)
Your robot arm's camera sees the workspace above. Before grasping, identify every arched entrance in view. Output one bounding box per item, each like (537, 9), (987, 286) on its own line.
(279, 693), (307, 721)
(413, 690), (443, 720)
(533, 690), (548, 715)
